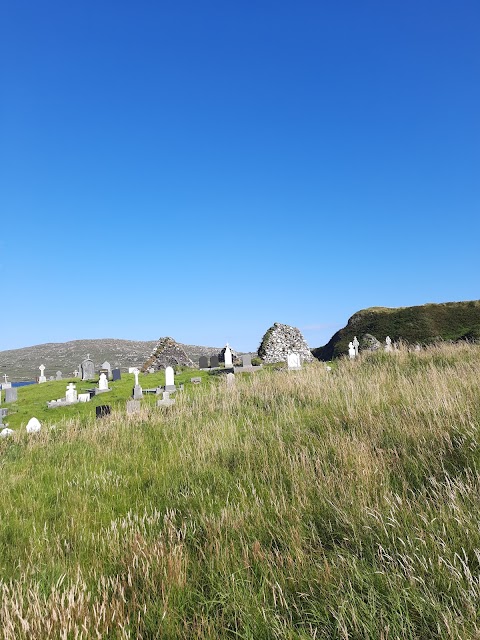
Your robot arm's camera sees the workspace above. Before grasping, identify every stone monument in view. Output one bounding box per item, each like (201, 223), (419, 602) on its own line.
(38, 365), (47, 383)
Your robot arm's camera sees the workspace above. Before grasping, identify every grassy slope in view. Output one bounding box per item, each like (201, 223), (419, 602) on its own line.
(1, 369), (212, 431)
(1, 346), (480, 638)
(313, 299), (480, 360)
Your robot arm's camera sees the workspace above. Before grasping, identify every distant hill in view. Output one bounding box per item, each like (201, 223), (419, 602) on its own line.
(0, 339), (222, 381)
(312, 300), (480, 361)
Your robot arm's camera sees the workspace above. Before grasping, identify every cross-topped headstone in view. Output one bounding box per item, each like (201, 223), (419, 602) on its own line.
(353, 336), (359, 356)
(3, 374), (7, 384)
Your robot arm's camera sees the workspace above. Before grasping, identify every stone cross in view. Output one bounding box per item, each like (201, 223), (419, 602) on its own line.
(353, 336), (359, 356)
(133, 369), (139, 386)
(73, 369), (78, 377)
(3, 374), (7, 384)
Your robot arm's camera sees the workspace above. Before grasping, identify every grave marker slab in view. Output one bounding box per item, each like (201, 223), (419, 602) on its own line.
(5, 388), (17, 403)
(96, 405), (111, 418)
(127, 400), (141, 414)
(112, 368), (121, 381)
(210, 355), (219, 368)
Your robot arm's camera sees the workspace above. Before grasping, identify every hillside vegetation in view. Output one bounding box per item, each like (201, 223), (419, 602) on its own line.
(1, 344), (480, 638)
(313, 299), (480, 360)
(0, 339), (221, 381)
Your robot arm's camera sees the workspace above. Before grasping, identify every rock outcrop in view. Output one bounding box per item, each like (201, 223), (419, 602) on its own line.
(360, 334), (381, 352)
(257, 323), (313, 364)
(141, 337), (195, 372)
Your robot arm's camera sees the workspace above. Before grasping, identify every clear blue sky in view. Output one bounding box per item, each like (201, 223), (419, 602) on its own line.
(1, 1), (479, 352)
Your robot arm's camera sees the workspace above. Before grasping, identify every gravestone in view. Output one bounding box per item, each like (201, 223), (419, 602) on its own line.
(224, 344), (233, 368)
(5, 388), (17, 403)
(73, 369), (79, 378)
(353, 336), (359, 357)
(242, 354), (252, 368)
(348, 342), (356, 359)
(127, 400), (141, 414)
(38, 365), (47, 383)
(78, 393), (90, 402)
(81, 357), (95, 380)
(65, 383), (78, 404)
(210, 355), (219, 368)
(56, 371), (62, 380)
(101, 361), (112, 379)
(49, 376), (54, 381)
(98, 373), (109, 391)
(199, 356), (208, 369)
(191, 377), (201, 384)
(112, 368), (121, 381)
(96, 405), (111, 419)
(0, 428), (14, 437)
(26, 417), (41, 433)
(157, 391), (175, 407)
(165, 366), (175, 391)
(133, 385), (143, 400)
(226, 372), (235, 387)
(287, 353), (301, 370)
(385, 336), (392, 352)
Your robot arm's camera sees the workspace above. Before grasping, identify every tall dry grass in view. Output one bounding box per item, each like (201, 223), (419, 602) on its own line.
(1, 343), (480, 638)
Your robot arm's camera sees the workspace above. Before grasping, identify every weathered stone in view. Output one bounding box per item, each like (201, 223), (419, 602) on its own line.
(360, 334), (381, 351)
(258, 323), (313, 365)
(141, 337), (194, 372)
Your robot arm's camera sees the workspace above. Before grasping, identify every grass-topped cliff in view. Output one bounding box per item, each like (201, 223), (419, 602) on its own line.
(1, 344), (480, 637)
(312, 299), (480, 361)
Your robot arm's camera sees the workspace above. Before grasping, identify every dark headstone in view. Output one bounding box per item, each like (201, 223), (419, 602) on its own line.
(5, 388), (17, 403)
(210, 355), (219, 368)
(199, 356), (208, 369)
(112, 368), (121, 381)
(96, 405), (111, 419)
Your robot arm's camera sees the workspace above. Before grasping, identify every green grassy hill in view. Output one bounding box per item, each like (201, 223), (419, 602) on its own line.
(1, 344), (480, 637)
(312, 299), (480, 360)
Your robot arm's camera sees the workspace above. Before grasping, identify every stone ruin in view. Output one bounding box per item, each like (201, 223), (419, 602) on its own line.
(257, 322), (313, 365)
(141, 337), (194, 372)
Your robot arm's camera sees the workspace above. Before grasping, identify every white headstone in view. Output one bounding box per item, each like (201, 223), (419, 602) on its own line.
(0, 427), (14, 437)
(385, 336), (392, 352)
(133, 369), (140, 386)
(78, 393), (91, 402)
(353, 336), (359, 356)
(165, 366), (174, 388)
(348, 342), (356, 359)
(224, 344), (233, 368)
(38, 365), (46, 383)
(26, 417), (41, 433)
(98, 373), (109, 391)
(287, 352), (301, 370)
(65, 383), (78, 403)
(226, 372), (235, 387)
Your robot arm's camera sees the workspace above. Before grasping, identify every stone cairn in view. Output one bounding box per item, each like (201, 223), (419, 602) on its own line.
(257, 322), (313, 365)
(141, 337), (195, 372)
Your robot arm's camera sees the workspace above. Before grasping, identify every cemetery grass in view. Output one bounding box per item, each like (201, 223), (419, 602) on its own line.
(1, 346), (480, 638)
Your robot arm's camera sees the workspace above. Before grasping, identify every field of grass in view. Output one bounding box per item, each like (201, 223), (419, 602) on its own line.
(1, 344), (480, 638)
